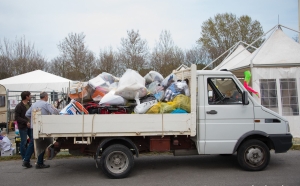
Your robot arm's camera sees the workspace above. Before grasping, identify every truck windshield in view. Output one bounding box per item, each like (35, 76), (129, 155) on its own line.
(207, 78), (242, 105)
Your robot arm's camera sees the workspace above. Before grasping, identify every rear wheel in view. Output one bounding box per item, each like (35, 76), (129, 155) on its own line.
(100, 144), (134, 179)
(237, 139), (270, 171)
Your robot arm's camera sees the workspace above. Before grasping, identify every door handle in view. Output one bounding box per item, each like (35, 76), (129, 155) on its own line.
(206, 110), (217, 114)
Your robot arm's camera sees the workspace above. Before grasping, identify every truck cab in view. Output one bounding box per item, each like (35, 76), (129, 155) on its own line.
(197, 70), (292, 170)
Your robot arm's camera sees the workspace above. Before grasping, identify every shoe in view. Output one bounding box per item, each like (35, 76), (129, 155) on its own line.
(22, 161), (32, 168)
(36, 164), (50, 169)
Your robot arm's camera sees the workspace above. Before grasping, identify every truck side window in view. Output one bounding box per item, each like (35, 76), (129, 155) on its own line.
(207, 78), (242, 105)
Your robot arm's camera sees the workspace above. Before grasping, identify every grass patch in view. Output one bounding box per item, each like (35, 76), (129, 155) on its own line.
(0, 155), (22, 161)
(291, 145), (300, 150)
(0, 153), (83, 162)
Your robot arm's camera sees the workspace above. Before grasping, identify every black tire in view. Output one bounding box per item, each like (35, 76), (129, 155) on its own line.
(219, 154), (232, 156)
(100, 144), (134, 179)
(237, 139), (270, 171)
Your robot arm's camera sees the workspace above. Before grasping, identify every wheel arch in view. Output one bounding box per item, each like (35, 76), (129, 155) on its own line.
(97, 137), (139, 158)
(233, 131), (274, 153)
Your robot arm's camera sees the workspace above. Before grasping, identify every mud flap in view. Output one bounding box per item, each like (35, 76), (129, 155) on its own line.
(34, 137), (54, 159)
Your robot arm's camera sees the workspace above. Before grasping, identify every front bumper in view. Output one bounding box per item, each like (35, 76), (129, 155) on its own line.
(269, 134), (293, 153)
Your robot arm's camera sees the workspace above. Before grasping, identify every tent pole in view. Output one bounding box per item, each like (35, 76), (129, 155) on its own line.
(240, 41), (257, 50)
(280, 25), (300, 34)
(215, 42), (240, 70)
(204, 25), (278, 70)
(202, 42), (239, 70)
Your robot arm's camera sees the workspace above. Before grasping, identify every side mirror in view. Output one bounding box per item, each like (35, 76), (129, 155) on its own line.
(242, 91), (249, 105)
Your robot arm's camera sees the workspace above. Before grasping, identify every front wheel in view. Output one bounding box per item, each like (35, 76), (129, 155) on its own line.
(100, 144), (134, 179)
(237, 139), (270, 171)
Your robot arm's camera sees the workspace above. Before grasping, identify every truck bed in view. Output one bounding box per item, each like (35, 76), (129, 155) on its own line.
(32, 64), (197, 139)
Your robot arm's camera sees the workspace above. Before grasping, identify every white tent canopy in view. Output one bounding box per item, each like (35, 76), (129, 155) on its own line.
(0, 70), (72, 93)
(213, 44), (251, 71)
(228, 26), (300, 137)
(231, 28), (300, 72)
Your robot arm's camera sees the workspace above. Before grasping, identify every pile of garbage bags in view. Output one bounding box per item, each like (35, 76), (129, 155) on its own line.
(60, 69), (191, 115)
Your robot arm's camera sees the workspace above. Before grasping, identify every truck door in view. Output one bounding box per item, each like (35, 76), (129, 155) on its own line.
(204, 76), (254, 154)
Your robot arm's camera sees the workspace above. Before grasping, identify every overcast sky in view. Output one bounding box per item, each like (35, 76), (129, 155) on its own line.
(0, 0), (298, 60)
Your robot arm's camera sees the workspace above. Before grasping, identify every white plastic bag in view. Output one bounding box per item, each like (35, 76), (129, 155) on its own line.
(134, 94), (157, 114)
(88, 75), (106, 89)
(147, 81), (165, 101)
(99, 72), (119, 84)
(164, 81), (190, 101)
(144, 71), (164, 85)
(162, 73), (178, 88)
(0, 136), (12, 152)
(115, 69), (147, 100)
(134, 100), (157, 114)
(100, 90), (127, 105)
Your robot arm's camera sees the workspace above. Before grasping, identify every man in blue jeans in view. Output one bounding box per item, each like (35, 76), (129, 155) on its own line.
(23, 92), (59, 169)
(15, 91), (31, 161)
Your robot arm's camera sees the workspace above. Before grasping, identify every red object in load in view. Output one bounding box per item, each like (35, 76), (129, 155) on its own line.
(84, 102), (101, 114)
(83, 102), (129, 114)
(99, 107), (127, 114)
(73, 101), (89, 114)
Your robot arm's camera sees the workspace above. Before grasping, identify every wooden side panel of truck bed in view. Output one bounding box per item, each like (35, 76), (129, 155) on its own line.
(33, 113), (194, 138)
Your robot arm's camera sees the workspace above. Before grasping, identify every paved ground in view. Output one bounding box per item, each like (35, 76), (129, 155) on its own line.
(0, 150), (300, 186)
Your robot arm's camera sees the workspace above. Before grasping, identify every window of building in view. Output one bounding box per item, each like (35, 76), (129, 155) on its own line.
(280, 78), (299, 116)
(260, 79), (278, 112)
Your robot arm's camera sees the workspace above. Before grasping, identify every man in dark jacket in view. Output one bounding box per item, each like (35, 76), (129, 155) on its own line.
(15, 91), (31, 162)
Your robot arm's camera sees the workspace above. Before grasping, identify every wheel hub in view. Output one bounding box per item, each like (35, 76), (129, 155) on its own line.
(106, 151), (129, 174)
(246, 148), (263, 164)
(113, 157), (121, 165)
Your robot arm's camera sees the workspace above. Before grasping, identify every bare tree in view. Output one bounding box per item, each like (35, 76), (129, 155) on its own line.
(185, 45), (209, 69)
(150, 30), (184, 77)
(118, 30), (149, 73)
(52, 32), (96, 81)
(0, 36), (48, 79)
(48, 56), (68, 77)
(95, 47), (121, 77)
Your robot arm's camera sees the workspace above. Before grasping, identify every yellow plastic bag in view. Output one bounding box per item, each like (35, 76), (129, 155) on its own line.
(168, 94), (191, 113)
(146, 102), (175, 114)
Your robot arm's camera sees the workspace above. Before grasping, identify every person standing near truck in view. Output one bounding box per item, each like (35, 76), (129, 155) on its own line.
(15, 91), (31, 161)
(23, 92), (59, 169)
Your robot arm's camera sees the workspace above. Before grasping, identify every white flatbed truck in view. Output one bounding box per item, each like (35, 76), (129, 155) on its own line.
(32, 64), (293, 178)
